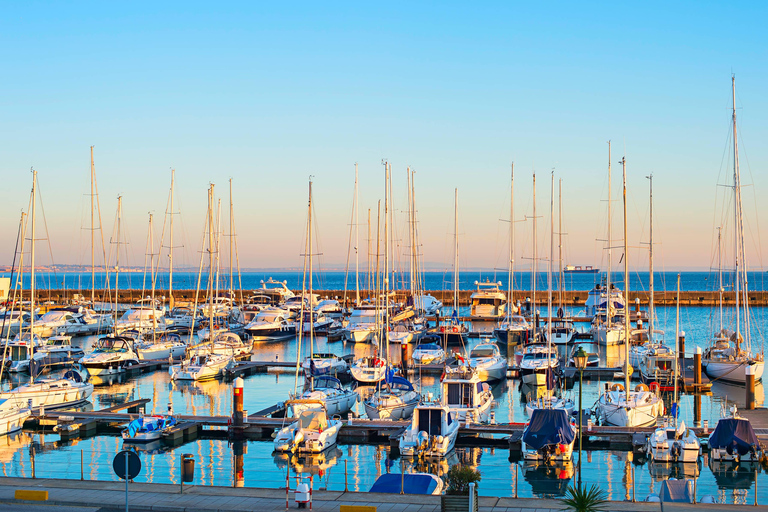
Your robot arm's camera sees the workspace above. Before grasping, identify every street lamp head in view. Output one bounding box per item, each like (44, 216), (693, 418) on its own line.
(574, 346), (589, 370)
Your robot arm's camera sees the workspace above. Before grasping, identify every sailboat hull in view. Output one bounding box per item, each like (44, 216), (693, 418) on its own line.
(703, 360), (764, 384)
(597, 391), (663, 427)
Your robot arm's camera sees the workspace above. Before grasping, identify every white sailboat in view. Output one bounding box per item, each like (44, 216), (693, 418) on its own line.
(646, 274), (701, 463)
(702, 77), (765, 384)
(596, 156), (663, 428)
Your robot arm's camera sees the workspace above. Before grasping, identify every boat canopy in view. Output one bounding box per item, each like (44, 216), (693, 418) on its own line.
(709, 418), (760, 455)
(522, 409), (575, 450)
(369, 473), (440, 495)
(299, 409), (328, 431)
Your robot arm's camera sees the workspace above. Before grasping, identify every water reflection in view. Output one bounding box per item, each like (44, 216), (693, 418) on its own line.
(521, 461), (574, 497)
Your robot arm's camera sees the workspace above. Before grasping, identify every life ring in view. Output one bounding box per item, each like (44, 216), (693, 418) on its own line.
(635, 383), (649, 392)
(611, 383), (624, 392)
(649, 382), (660, 394)
(452, 326), (459, 333)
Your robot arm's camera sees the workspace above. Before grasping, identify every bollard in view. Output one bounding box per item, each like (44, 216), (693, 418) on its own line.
(678, 331), (685, 360)
(233, 377), (244, 427)
(703, 419), (709, 435)
(514, 463), (518, 498)
(400, 458), (405, 495)
(694, 347), (701, 387)
(80, 450), (84, 481)
(746, 366), (756, 410)
(469, 483), (476, 511)
(344, 460), (348, 492)
(694, 393), (701, 428)
(31, 446), (35, 479)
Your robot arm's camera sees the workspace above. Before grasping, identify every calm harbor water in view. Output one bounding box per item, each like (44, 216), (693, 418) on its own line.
(0, 303), (766, 504)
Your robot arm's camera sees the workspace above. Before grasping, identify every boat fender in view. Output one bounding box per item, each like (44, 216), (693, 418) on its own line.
(635, 383), (649, 392)
(437, 435), (444, 445)
(611, 383), (624, 392)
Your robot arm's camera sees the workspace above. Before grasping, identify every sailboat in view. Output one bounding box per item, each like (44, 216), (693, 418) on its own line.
(646, 274), (701, 463)
(702, 76), (765, 385)
(291, 179), (358, 416)
(170, 184), (234, 381)
(80, 196), (140, 376)
(2, 171), (94, 409)
(432, 189), (468, 344)
(494, 164), (531, 349)
(544, 179), (575, 345)
(596, 156), (663, 428)
(589, 142), (627, 346)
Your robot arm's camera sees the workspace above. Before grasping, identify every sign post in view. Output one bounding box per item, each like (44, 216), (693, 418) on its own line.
(113, 450), (141, 512)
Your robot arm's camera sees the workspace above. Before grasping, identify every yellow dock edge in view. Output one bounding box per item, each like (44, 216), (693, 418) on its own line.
(14, 489), (48, 501)
(339, 506), (376, 512)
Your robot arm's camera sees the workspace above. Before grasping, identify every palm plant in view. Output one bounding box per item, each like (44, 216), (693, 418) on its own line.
(444, 465), (481, 495)
(563, 483), (608, 512)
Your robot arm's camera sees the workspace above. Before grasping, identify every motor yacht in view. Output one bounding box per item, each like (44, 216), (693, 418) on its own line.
(468, 342), (508, 382)
(0, 366), (93, 410)
(518, 343), (559, 386)
(441, 366), (493, 423)
(244, 307), (296, 342)
(273, 402), (342, 454)
(399, 400), (460, 458)
(469, 280), (507, 320)
(79, 336), (140, 376)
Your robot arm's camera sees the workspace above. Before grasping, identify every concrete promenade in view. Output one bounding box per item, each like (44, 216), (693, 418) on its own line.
(0, 477), (765, 512)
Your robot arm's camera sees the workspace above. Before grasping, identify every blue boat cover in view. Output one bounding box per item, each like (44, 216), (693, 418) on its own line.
(709, 418), (760, 456)
(369, 473), (438, 494)
(522, 409), (575, 450)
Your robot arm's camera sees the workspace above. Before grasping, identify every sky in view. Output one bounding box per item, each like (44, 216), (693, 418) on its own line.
(1, 1), (767, 274)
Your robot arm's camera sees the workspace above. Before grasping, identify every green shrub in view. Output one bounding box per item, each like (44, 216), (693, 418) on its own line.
(563, 483), (608, 512)
(445, 465), (481, 495)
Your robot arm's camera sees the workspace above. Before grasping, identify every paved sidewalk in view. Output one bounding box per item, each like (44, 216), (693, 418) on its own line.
(0, 477), (764, 512)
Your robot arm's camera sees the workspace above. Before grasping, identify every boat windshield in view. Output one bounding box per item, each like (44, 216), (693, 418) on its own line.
(523, 352), (552, 360)
(470, 347), (496, 358)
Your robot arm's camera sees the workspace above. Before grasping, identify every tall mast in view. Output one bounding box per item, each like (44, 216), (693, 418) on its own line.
(367, 208), (372, 300)
(29, 171), (37, 346)
(407, 168), (414, 299)
(547, 172), (554, 357)
(621, 156), (630, 400)
(90, 147), (96, 304)
(114, 196), (123, 327)
(169, 169), (175, 306)
(208, 185), (215, 330)
(229, 178), (234, 297)
(674, 273), (681, 411)
(355, 163), (360, 306)
(149, 212), (157, 332)
(732, 75), (742, 350)
(558, 177), (564, 313)
(717, 227), (723, 334)
(308, 179), (314, 356)
(607, 142), (612, 330)
(532, 171), (537, 326)
(384, 163), (390, 354)
(648, 174), (654, 338)
(507, 164), (514, 324)
(453, 188), (459, 316)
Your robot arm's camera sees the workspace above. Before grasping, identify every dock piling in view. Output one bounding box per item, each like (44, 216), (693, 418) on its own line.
(678, 331), (685, 362)
(694, 347), (701, 386)
(746, 365), (756, 410)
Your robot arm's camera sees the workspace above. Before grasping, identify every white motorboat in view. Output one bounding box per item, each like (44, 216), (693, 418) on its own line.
(544, 318), (575, 345)
(28, 336), (85, 374)
(169, 352), (233, 381)
(165, 306), (201, 330)
(522, 408), (577, 461)
(364, 375), (420, 420)
(708, 405), (761, 462)
(5, 333), (45, 373)
(596, 382), (664, 427)
(302, 353), (348, 378)
(243, 307), (296, 342)
(411, 341), (446, 366)
(0, 366), (93, 410)
(350, 355), (388, 384)
(300, 311), (336, 334)
(122, 415), (178, 443)
(646, 420), (701, 463)
(0, 400), (31, 436)
(315, 300), (343, 320)
(416, 294), (442, 316)
(468, 342), (507, 382)
(584, 282), (626, 319)
(274, 402), (342, 454)
(343, 305), (380, 343)
(387, 318), (426, 345)
(79, 336), (140, 376)
(114, 307), (167, 334)
(252, 278), (296, 305)
(0, 310), (32, 338)
(441, 367), (493, 423)
(469, 280), (507, 320)
(399, 400), (460, 458)
(190, 331), (251, 358)
(518, 343), (559, 386)
(135, 332), (187, 361)
(291, 376), (358, 416)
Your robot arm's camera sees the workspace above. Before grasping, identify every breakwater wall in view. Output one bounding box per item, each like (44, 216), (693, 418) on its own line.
(15, 289), (768, 307)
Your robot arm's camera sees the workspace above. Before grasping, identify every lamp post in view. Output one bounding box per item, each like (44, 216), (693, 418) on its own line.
(573, 346), (588, 488)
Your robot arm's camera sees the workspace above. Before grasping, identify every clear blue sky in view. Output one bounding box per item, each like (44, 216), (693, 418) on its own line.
(1, 1), (766, 273)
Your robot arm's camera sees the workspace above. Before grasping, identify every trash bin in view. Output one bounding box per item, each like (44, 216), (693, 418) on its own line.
(182, 454), (194, 483)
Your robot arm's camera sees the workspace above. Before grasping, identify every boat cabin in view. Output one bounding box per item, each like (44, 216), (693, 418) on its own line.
(414, 406), (453, 436)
